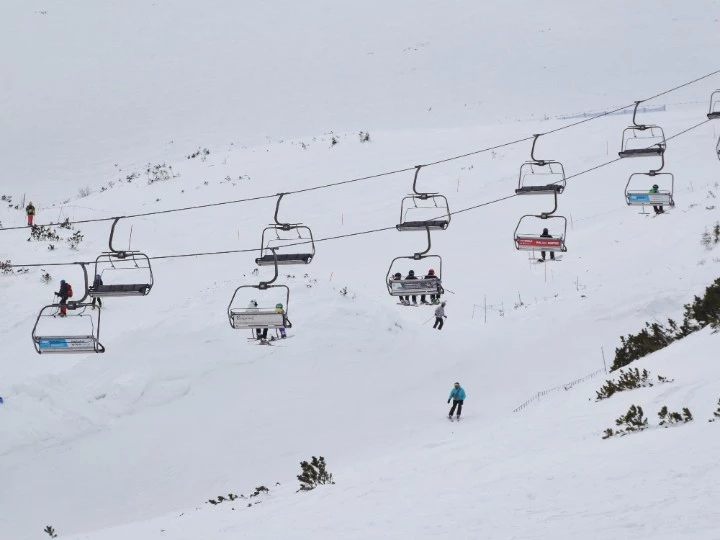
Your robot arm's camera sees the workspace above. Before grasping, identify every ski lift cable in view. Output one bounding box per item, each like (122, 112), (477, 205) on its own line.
(1, 69), (717, 234)
(4, 115), (714, 269)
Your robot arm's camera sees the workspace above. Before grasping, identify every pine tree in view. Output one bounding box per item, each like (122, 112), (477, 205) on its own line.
(297, 456), (335, 492)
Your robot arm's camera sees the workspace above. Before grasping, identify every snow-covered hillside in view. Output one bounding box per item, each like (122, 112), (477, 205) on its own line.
(2, 1), (720, 539)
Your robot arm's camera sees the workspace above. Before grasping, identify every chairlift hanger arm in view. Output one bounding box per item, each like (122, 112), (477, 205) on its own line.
(259, 248), (279, 288)
(414, 227), (432, 259)
(649, 152), (665, 175)
(540, 190), (559, 218)
(411, 165), (438, 199)
(631, 100), (645, 128)
(529, 134), (547, 165)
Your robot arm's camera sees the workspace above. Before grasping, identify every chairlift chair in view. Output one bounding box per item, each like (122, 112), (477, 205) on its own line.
(619, 101), (666, 158)
(32, 263), (106, 354)
(385, 226), (444, 297)
(515, 135), (567, 195)
(716, 136), (720, 161)
(89, 217), (154, 298)
(229, 249), (293, 331)
(624, 154), (675, 208)
(513, 215), (568, 252)
(396, 166), (451, 232)
(708, 90), (720, 120)
(255, 193), (315, 266)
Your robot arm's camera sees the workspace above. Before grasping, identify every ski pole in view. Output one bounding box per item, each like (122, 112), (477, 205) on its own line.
(443, 287), (456, 294)
(422, 316), (434, 325)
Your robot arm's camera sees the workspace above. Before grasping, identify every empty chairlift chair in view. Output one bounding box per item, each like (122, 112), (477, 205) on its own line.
(396, 166), (451, 232)
(89, 217), (154, 298)
(708, 90), (720, 120)
(619, 101), (666, 158)
(515, 134), (566, 195)
(32, 263), (106, 354)
(255, 193), (315, 266)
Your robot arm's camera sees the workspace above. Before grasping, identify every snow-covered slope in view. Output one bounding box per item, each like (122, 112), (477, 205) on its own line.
(2, 1), (720, 539)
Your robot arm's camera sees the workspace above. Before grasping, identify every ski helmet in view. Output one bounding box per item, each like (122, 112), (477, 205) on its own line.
(428, 268), (435, 275)
(542, 228), (549, 235)
(653, 184), (659, 189)
(393, 272), (401, 279)
(441, 301), (446, 307)
(408, 270), (415, 276)
(275, 303), (283, 309)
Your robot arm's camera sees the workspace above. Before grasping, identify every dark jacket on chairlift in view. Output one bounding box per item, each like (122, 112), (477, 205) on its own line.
(405, 270), (418, 280)
(540, 228), (552, 238)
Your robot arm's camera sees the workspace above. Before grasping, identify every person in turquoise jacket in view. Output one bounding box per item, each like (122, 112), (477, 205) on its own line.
(447, 382), (466, 420)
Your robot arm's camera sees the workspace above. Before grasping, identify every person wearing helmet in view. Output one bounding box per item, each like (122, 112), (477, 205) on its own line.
(25, 201), (36, 226)
(447, 382), (466, 421)
(649, 184), (664, 215)
(274, 303), (287, 339)
(539, 227), (555, 262)
(433, 301), (447, 330)
(390, 272), (409, 305)
(404, 269), (419, 305)
(421, 267), (441, 305)
(91, 274), (103, 309)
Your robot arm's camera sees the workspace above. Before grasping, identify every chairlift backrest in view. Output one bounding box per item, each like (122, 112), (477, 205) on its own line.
(708, 90), (720, 119)
(256, 225), (315, 266)
(625, 172), (675, 206)
(32, 303), (105, 354)
(397, 194), (451, 232)
(90, 252), (154, 297)
(385, 254), (443, 296)
(513, 215), (568, 252)
(515, 160), (566, 195)
(227, 284), (292, 330)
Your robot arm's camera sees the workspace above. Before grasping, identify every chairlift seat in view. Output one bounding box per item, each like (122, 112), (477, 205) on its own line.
(230, 309), (289, 329)
(626, 192), (674, 206)
(618, 147), (665, 158)
(515, 185), (564, 195)
(396, 220), (449, 232)
(255, 253), (313, 266)
(90, 284), (151, 297)
(515, 235), (564, 251)
(34, 336), (104, 354)
(709, 112), (720, 120)
(389, 278), (443, 296)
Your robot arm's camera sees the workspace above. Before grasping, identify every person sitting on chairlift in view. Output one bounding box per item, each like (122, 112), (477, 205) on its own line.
(91, 274), (103, 309)
(275, 303), (287, 339)
(405, 269), (419, 305)
(248, 299), (268, 340)
(421, 268), (440, 305)
(390, 272), (409, 305)
(540, 228), (555, 261)
(650, 184), (665, 215)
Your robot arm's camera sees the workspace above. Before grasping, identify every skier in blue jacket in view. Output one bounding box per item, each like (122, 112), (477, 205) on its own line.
(447, 382), (466, 420)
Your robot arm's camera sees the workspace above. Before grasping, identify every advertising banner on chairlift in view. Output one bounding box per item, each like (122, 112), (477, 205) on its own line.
(627, 193), (671, 205)
(38, 337), (96, 351)
(516, 237), (562, 249)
